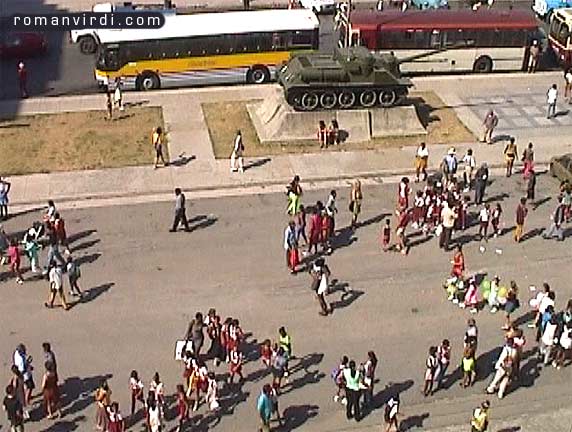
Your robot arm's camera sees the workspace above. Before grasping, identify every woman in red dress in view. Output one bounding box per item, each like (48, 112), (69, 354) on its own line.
(307, 203), (323, 255)
(42, 361), (60, 419)
(451, 245), (465, 278)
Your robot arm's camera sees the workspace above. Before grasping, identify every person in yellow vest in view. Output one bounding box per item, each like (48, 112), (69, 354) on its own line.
(471, 400), (490, 432)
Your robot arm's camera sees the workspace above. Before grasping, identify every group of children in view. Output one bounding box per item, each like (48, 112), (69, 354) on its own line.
(317, 119), (341, 149)
(285, 175), (338, 273)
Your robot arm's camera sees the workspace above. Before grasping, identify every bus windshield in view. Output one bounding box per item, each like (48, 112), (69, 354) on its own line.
(550, 17), (571, 47)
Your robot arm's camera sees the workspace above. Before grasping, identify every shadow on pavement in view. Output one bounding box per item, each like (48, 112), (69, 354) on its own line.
(401, 412), (430, 431)
(77, 282), (114, 306)
(281, 404), (319, 431)
(281, 352), (325, 396)
(60, 373), (113, 416)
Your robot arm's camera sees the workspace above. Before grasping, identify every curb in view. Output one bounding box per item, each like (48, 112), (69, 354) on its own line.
(7, 162), (551, 208)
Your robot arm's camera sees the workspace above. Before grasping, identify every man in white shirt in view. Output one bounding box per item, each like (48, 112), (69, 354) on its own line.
(439, 202), (457, 251)
(46, 264), (69, 310)
(462, 149), (476, 192)
(547, 84), (558, 119)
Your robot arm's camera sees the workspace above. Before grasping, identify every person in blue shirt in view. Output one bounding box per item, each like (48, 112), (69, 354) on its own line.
(257, 384), (273, 432)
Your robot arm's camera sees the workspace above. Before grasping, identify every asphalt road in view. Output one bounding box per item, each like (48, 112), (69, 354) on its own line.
(1, 173), (572, 432)
(0, 0), (537, 100)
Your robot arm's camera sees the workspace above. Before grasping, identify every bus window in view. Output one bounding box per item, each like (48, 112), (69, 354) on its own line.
(272, 32), (286, 50)
(558, 22), (571, 47)
(290, 30), (313, 48)
(104, 47), (119, 69)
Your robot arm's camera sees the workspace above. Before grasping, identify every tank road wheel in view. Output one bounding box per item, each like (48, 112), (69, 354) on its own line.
(338, 91), (356, 109)
(379, 89), (397, 108)
(300, 92), (319, 111)
(359, 90), (377, 108)
(320, 92), (337, 109)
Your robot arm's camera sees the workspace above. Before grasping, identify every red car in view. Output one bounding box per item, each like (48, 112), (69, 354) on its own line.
(0, 32), (48, 58)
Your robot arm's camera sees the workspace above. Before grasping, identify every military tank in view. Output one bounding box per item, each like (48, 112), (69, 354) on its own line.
(277, 46), (438, 111)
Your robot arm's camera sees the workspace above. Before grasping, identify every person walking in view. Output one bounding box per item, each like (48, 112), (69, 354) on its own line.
(481, 110), (498, 144)
(44, 224), (66, 272)
(257, 384), (272, 432)
(45, 263), (69, 310)
(95, 380), (111, 431)
(7, 238), (24, 285)
(384, 392), (400, 432)
(543, 196), (566, 241)
(462, 148), (476, 192)
(343, 360), (362, 422)
(107, 402), (125, 432)
(230, 130), (245, 173)
(474, 163), (489, 205)
(565, 67), (572, 103)
(41, 361), (60, 419)
(24, 233), (40, 274)
(422, 346), (438, 396)
(514, 197), (528, 242)
(170, 188), (190, 232)
(42, 342), (58, 379)
(310, 258), (332, 316)
(362, 351), (378, 409)
(478, 203), (490, 241)
(106, 91), (113, 120)
(527, 170), (536, 202)
(13, 344), (34, 415)
(439, 202), (457, 251)
(66, 255), (83, 298)
(152, 127), (167, 169)
(415, 142), (429, 182)
(521, 142), (534, 179)
(503, 137), (517, 177)
(186, 312), (205, 358)
(470, 400), (490, 432)
(349, 179), (363, 229)
(17, 62), (28, 98)
(547, 83), (558, 119)
(435, 339), (451, 390)
(284, 221), (299, 274)
(3, 384), (25, 432)
(528, 39), (541, 73)
(0, 176), (11, 220)
(113, 78), (124, 111)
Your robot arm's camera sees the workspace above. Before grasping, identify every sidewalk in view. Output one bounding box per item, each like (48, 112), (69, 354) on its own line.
(1, 72), (571, 208)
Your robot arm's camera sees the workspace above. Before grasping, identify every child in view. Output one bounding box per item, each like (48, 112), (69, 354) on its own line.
(66, 255), (82, 297)
(488, 276), (501, 313)
(491, 203), (502, 237)
(478, 203), (490, 241)
(423, 346), (438, 396)
(457, 196), (469, 231)
(228, 346), (244, 384)
(412, 190), (425, 229)
(205, 372), (219, 412)
(175, 384), (189, 432)
(307, 203), (322, 255)
(149, 373), (165, 419)
(8, 238), (23, 284)
(269, 384), (283, 426)
(23, 235), (39, 273)
(332, 356), (348, 404)
(129, 370), (144, 417)
(462, 278), (479, 314)
(261, 339), (272, 368)
(381, 219), (391, 251)
(107, 402), (125, 432)
(295, 205), (308, 247)
(461, 347), (476, 388)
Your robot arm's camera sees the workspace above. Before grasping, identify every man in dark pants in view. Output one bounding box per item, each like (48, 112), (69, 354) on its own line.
(474, 163), (489, 205)
(170, 188), (190, 232)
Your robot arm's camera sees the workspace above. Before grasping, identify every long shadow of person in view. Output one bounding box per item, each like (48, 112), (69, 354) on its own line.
(281, 404), (319, 431)
(60, 373), (113, 417)
(475, 346), (501, 383)
(400, 412), (430, 431)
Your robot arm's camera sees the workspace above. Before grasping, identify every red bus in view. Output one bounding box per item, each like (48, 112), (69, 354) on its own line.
(339, 9), (543, 73)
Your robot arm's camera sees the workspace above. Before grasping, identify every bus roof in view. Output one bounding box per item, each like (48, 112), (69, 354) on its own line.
(349, 9), (538, 31)
(97, 9), (320, 43)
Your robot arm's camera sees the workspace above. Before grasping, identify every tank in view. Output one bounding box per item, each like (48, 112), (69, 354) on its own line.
(277, 46), (441, 111)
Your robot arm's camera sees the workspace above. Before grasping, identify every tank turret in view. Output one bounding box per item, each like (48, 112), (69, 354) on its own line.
(277, 44), (465, 111)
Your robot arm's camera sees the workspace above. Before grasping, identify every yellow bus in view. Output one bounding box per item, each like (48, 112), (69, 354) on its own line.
(94, 9), (320, 90)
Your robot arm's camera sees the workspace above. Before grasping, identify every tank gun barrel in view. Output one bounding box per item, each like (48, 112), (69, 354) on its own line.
(396, 41), (474, 64)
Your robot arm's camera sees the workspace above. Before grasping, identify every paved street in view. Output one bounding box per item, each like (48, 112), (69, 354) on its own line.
(2, 173), (572, 432)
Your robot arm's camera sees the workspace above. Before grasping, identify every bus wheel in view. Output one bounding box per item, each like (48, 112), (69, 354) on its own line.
(379, 90), (397, 107)
(473, 56), (493, 73)
(79, 36), (97, 55)
(247, 66), (270, 84)
(137, 72), (160, 91)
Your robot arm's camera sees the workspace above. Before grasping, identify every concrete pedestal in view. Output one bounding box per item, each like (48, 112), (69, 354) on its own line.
(247, 90), (426, 144)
